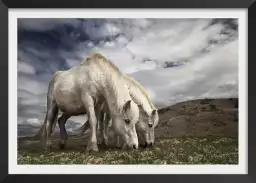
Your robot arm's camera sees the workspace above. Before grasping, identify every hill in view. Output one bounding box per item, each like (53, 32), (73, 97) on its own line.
(155, 97), (238, 138)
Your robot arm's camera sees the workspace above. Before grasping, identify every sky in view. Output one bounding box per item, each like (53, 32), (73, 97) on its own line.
(17, 18), (238, 137)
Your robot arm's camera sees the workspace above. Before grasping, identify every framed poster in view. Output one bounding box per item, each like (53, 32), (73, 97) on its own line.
(0, 0), (253, 182)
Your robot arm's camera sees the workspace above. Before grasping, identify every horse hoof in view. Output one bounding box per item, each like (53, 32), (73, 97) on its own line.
(58, 141), (66, 149)
(86, 143), (99, 152)
(45, 144), (52, 151)
(104, 139), (109, 147)
(90, 146), (99, 152)
(93, 148), (99, 152)
(86, 148), (99, 152)
(98, 142), (108, 149)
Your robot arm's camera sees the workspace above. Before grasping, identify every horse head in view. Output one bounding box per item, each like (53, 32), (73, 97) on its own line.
(136, 107), (159, 148)
(111, 100), (140, 150)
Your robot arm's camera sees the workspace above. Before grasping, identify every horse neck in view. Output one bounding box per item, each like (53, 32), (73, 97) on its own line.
(103, 73), (131, 115)
(127, 80), (153, 115)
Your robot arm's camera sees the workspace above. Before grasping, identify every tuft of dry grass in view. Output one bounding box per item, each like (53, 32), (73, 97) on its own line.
(18, 136), (238, 165)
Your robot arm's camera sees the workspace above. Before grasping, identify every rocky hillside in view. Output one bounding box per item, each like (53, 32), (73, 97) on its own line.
(155, 98), (238, 138)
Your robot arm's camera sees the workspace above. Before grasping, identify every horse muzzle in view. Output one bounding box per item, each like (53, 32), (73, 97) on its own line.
(140, 141), (153, 148)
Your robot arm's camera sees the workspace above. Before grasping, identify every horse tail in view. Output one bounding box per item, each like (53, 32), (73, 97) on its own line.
(33, 121), (45, 140)
(33, 110), (59, 139)
(74, 102), (105, 135)
(75, 120), (90, 136)
(50, 109), (59, 133)
(75, 111), (104, 136)
(33, 71), (62, 140)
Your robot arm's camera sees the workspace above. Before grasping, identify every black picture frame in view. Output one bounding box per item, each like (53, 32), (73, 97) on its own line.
(0, 0), (253, 182)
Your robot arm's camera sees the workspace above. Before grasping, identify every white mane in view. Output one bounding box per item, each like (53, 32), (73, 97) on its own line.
(123, 74), (156, 115)
(80, 53), (134, 116)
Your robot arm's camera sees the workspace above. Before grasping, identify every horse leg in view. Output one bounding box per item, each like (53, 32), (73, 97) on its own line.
(103, 113), (111, 146)
(94, 104), (100, 140)
(98, 110), (105, 146)
(58, 113), (70, 149)
(82, 94), (99, 152)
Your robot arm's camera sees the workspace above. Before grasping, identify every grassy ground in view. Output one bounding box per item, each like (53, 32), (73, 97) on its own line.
(18, 136), (238, 164)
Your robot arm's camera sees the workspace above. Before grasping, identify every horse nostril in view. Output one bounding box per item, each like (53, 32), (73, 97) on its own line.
(133, 145), (137, 149)
(143, 141), (148, 148)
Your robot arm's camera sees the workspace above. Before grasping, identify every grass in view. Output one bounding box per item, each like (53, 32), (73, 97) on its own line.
(18, 136), (238, 164)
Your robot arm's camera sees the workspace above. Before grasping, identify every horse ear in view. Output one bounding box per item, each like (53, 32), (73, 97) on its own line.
(151, 109), (157, 116)
(123, 100), (132, 111)
(151, 109), (159, 124)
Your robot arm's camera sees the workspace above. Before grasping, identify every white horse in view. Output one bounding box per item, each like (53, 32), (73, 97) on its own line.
(36, 52), (140, 152)
(123, 74), (159, 146)
(79, 74), (159, 148)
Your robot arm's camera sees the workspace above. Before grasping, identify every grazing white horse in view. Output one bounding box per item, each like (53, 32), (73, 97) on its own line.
(120, 75), (159, 146)
(79, 74), (159, 148)
(36, 53), (140, 151)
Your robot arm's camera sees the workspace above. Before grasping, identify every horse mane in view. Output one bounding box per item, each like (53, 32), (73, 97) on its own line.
(50, 71), (63, 84)
(124, 75), (155, 110)
(81, 53), (154, 110)
(81, 52), (122, 74)
(81, 52), (133, 115)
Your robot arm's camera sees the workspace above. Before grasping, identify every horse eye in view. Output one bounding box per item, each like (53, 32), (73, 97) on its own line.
(124, 119), (130, 124)
(148, 123), (153, 128)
